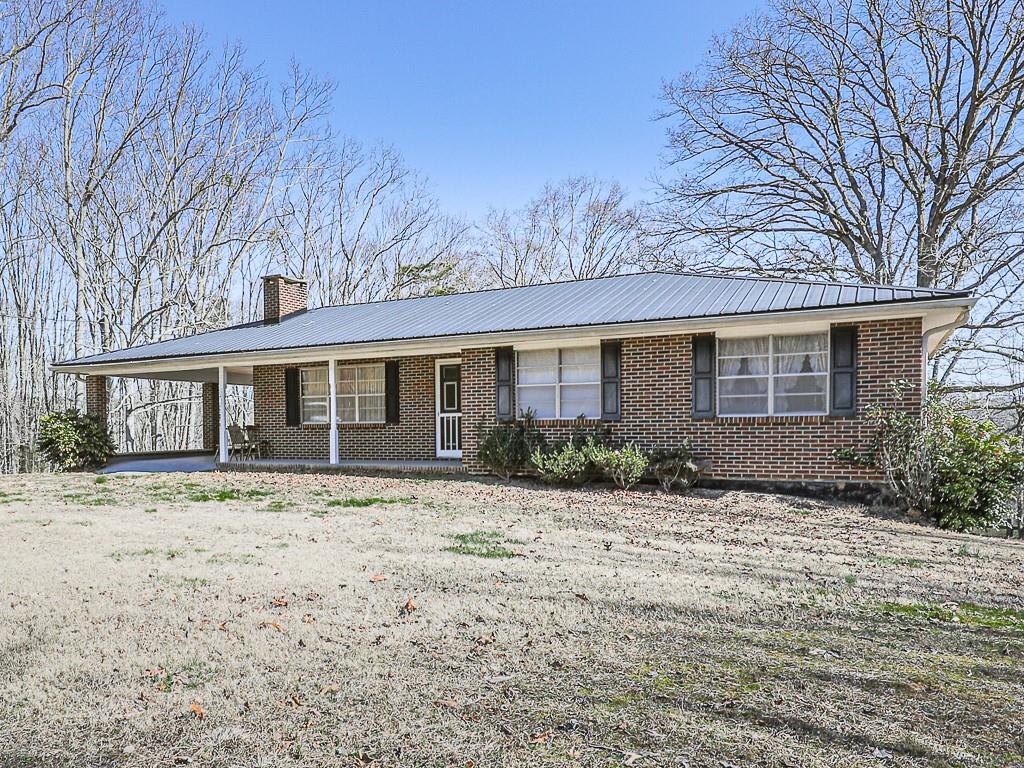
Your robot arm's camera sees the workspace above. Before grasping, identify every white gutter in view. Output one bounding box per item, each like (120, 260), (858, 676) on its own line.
(921, 306), (971, 388)
(51, 295), (977, 378)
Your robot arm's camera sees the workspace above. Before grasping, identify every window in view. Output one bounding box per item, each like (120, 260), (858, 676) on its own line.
(300, 368), (330, 423)
(300, 364), (386, 424)
(516, 346), (601, 419)
(717, 333), (828, 416)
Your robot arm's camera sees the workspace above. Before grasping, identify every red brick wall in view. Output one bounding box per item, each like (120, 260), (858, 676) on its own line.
(201, 382), (219, 451)
(85, 375), (108, 425)
(252, 355), (439, 461)
(461, 318), (924, 482)
(250, 318), (923, 482)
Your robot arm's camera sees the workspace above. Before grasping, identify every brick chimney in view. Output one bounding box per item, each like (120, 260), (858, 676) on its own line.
(262, 274), (308, 324)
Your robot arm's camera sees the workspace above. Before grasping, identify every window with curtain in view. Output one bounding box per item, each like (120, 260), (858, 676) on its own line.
(300, 364), (385, 423)
(300, 368), (330, 423)
(717, 333), (828, 416)
(516, 347), (601, 419)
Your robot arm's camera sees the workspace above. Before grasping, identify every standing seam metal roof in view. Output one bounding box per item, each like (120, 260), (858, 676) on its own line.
(57, 271), (972, 367)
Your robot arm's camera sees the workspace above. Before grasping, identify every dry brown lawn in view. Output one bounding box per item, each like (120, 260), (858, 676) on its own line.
(1, 470), (1022, 768)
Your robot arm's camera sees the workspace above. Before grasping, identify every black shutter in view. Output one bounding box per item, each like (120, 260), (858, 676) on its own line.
(495, 347), (514, 421)
(692, 335), (716, 419)
(284, 367), (301, 426)
(830, 326), (857, 416)
(600, 340), (621, 421)
(385, 360), (400, 423)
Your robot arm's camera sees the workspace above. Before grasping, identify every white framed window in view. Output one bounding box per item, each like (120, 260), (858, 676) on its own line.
(300, 364), (386, 424)
(516, 346), (601, 419)
(717, 333), (829, 416)
(300, 367), (330, 423)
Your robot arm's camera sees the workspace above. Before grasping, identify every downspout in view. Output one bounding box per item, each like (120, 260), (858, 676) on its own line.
(920, 307), (970, 396)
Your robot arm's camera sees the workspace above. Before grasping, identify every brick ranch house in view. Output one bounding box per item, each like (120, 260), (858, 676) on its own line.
(53, 271), (974, 487)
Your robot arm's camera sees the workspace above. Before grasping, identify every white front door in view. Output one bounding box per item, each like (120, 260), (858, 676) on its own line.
(436, 359), (462, 459)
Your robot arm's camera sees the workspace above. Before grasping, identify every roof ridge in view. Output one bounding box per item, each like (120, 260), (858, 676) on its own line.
(302, 269), (966, 316)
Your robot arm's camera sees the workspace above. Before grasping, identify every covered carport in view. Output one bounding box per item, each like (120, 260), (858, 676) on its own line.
(63, 362), (256, 466)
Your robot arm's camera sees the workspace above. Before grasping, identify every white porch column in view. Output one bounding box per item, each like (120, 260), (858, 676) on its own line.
(328, 359), (339, 464)
(218, 366), (229, 464)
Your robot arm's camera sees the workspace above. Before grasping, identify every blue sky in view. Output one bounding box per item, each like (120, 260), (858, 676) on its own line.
(161, 0), (757, 220)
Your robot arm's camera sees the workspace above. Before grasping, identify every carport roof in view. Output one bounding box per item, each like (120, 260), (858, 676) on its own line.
(55, 270), (973, 369)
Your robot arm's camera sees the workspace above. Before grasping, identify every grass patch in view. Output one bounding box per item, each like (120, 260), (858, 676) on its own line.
(956, 544), (982, 559)
(0, 490), (28, 504)
(94, 476), (108, 485)
(150, 659), (215, 692)
(110, 547), (183, 562)
(206, 552), (257, 565)
(879, 601), (1024, 631)
(444, 530), (520, 559)
(188, 487), (274, 503)
(873, 556), (926, 568)
(310, 509), (328, 518)
(63, 492), (116, 506)
(325, 496), (410, 508)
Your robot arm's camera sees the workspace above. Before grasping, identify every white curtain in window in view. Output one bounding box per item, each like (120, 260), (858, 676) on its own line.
(516, 347), (600, 419)
(718, 337), (770, 414)
(773, 333), (827, 375)
(356, 365), (385, 422)
(336, 364), (385, 422)
(773, 333), (828, 414)
(518, 385), (556, 419)
(300, 368), (329, 423)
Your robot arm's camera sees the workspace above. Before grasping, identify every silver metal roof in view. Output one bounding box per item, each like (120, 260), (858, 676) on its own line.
(57, 271), (972, 367)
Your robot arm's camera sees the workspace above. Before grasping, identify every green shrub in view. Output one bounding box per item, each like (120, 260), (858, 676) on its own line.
(837, 383), (1024, 532)
(647, 445), (701, 492)
(530, 439), (595, 485)
(37, 409), (115, 472)
(589, 442), (648, 490)
(476, 411), (546, 480)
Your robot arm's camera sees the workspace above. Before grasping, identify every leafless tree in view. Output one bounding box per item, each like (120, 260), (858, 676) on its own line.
(0, 0), (77, 143)
(477, 176), (642, 287)
(270, 137), (469, 305)
(0, 0), (337, 460)
(655, 0), (1024, 392)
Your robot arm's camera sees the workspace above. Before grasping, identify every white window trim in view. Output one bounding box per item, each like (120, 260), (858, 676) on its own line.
(515, 347), (602, 420)
(301, 363), (386, 424)
(300, 367), (330, 425)
(716, 334), (830, 418)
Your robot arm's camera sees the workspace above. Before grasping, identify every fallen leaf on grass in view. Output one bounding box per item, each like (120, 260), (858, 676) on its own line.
(530, 729), (554, 744)
(260, 621), (286, 633)
(320, 683), (340, 695)
(370, 574), (388, 583)
(271, 597), (289, 607)
(399, 597), (417, 616)
(189, 702), (205, 720)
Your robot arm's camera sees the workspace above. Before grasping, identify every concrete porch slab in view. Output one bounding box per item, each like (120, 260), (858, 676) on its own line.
(101, 453), (217, 474)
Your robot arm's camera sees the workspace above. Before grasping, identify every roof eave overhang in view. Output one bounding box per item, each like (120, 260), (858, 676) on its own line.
(51, 295), (977, 378)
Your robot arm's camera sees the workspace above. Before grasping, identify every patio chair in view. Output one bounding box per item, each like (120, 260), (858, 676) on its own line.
(245, 425), (272, 459)
(226, 425), (252, 461)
